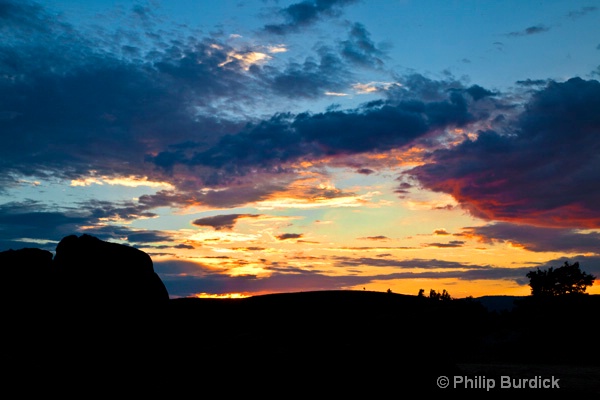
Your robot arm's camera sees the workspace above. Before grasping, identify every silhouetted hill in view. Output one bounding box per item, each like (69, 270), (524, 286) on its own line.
(158, 290), (600, 395)
(472, 295), (524, 312)
(2, 236), (599, 395)
(159, 290), (473, 394)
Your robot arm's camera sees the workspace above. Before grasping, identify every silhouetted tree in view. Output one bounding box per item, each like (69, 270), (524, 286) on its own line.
(428, 289), (452, 301)
(417, 288), (425, 297)
(526, 261), (596, 296)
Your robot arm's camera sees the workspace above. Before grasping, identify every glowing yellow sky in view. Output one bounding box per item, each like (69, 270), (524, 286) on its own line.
(117, 163), (600, 298)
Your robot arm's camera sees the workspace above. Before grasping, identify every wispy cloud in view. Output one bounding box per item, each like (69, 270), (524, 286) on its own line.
(424, 241), (465, 248)
(506, 25), (550, 37)
(566, 6), (597, 19)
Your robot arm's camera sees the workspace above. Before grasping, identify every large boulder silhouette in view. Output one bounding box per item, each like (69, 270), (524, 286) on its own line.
(2, 237), (171, 382)
(0, 247), (54, 306)
(52, 234), (169, 310)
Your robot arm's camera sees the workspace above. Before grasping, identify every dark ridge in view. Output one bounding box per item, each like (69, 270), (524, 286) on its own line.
(473, 294), (523, 312)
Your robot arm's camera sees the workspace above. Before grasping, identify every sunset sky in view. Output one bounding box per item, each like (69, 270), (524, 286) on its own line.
(2, 0), (600, 299)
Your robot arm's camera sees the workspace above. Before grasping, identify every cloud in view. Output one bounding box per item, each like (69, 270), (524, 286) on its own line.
(0, 198), (179, 250)
(334, 257), (530, 283)
(424, 241), (465, 248)
(76, 199), (158, 222)
(155, 256), (534, 298)
(339, 22), (385, 68)
(394, 181), (412, 197)
(356, 168), (375, 175)
(276, 233), (303, 240)
(2, 0), (365, 189)
(259, 45), (352, 99)
(0, 3), (254, 185)
(566, 6), (597, 19)
(506, 25), (550, 37)
(0, 0), (420, 194)
(391, 73), (467, 102)
(463, 223), (600, 254)
(515, 79), (550, 87)
(154, 256), (381, 297)
(192, 214), (262, 230)
(465, 85), (497, 101)
(0, 200), (87, 250)
(536, 255), (600, 278)
(358, 235), (389, 241)
(0, 0), (484, 199)
(263, 0), (357, 35)
(333, 256), (484, 269)
(0, 0), (73, 44)
(124, 231), (173, 244)
(408, 78), (600, 228)
(150, 87), (476, 178)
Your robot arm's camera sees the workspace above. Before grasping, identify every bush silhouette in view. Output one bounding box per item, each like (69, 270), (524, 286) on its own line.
(526, 261), (596, 296)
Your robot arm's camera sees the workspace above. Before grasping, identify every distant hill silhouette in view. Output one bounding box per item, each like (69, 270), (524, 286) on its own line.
(473, 295), (523, 312)
(1, 235), (599, 395)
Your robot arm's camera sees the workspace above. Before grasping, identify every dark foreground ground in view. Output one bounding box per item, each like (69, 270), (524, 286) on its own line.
(3, 290), (599, 396)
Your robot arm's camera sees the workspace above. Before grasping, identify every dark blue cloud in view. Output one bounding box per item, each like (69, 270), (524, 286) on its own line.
(566, 6), (597, 19)
(515, 79), (550, 87)
(0, 200), (87, 250)
(150, 88), (476, 177)
(0, 0), (415, 192)
(507, 25), (550, 37)
(293, 103), (427, 152)
(121, 231), (171, 244)
(465, 84), (497, 101)
(339, 22), (385, 68)
(259, 45), (351, 98)
(0, 8), (247, 183)
(0, 0), (53, 33)
(263, 0), (358, 35)
(260, 22), (388, 96)
(537, 255), (600, 279)
(0, 198), (181, 251)
(389, 73), (465, 101)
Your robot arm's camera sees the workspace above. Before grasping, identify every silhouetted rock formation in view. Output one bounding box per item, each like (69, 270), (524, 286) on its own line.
(0, 234), (169, 314)
(1, 235), (171, 381)
(53, 234), (169, 310)
(0, 247), (54, 306)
